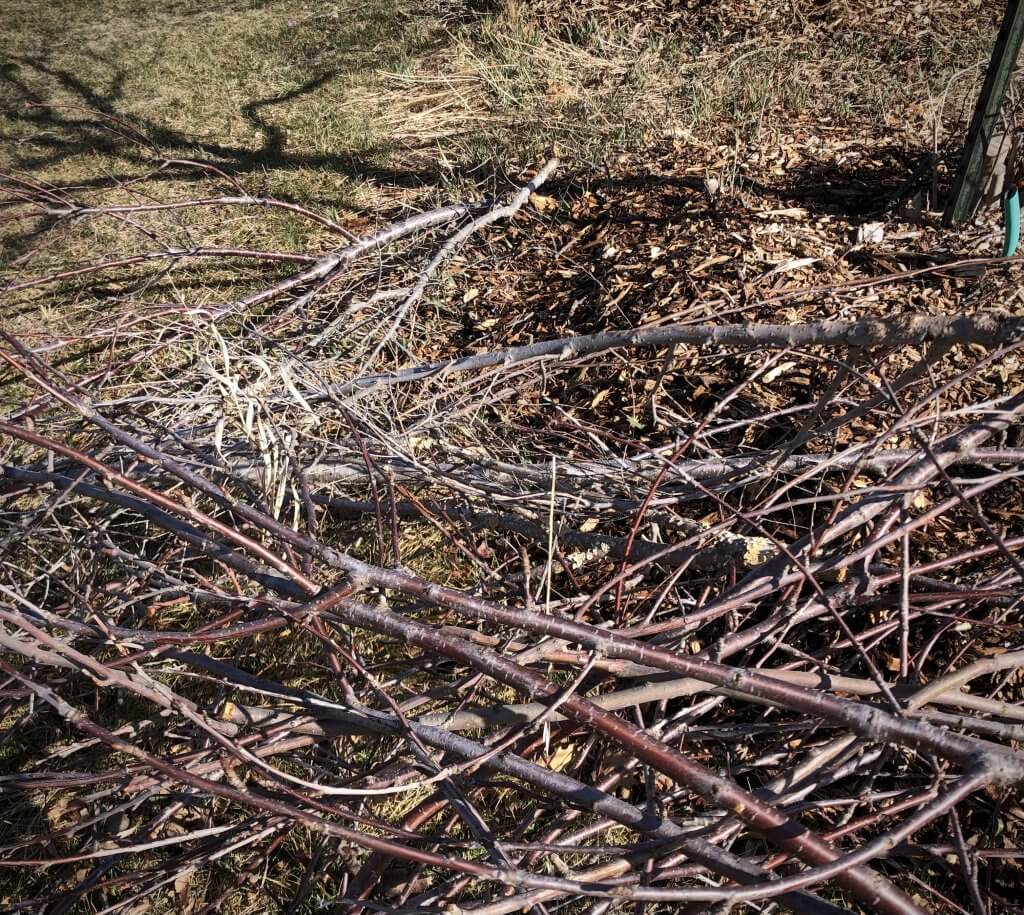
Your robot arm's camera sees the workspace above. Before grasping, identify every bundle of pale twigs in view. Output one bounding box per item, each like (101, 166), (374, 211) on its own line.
(1, 157), (1024, 915)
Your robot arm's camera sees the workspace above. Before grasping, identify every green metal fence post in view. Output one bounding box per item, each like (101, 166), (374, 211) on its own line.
(944, 0), (1024, 227)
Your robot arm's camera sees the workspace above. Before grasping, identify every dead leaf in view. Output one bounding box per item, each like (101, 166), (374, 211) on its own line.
(911, 491), (932, 510)
(545, 743), (575, 772)
(530, 193), (557, 212)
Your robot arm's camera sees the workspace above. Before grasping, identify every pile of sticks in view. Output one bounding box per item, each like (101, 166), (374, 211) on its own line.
(1, 160), (1023, 915)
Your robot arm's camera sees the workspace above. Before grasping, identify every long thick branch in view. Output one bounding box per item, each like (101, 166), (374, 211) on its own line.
(325, 313), (1024, 400)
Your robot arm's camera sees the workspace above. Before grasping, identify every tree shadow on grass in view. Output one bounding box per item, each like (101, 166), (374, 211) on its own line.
(0, 49), (458, 262)
(0, 54), (443, 189)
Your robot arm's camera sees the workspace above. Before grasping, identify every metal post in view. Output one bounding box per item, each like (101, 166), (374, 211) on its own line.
(944, 0), (1024, 226)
